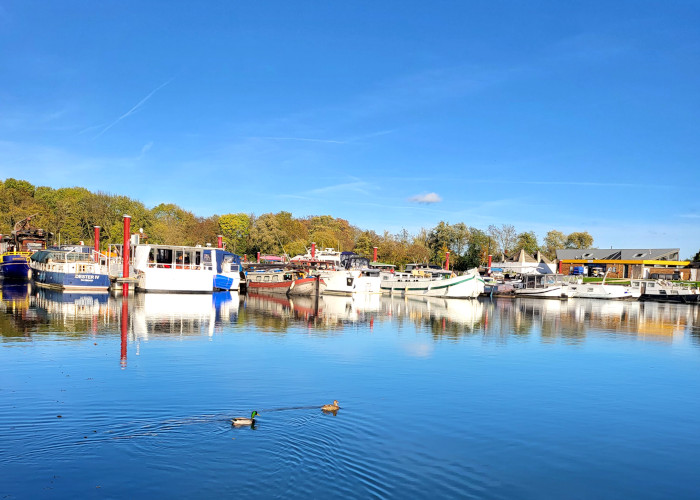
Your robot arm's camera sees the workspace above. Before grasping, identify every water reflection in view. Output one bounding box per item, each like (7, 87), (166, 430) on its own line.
(131, 292), (240, 339)
(0, 282), (698, 347)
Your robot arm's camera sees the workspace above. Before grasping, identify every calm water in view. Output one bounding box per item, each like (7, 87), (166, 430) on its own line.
(2, 283), (700, 499)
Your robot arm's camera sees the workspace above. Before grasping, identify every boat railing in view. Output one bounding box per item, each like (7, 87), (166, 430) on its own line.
(1, 250), (32, 257)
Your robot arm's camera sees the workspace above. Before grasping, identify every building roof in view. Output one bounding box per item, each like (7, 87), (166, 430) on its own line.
(556, 248), (681, 261)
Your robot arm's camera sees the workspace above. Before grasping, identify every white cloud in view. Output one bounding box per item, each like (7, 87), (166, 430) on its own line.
(409, 192), (442, 204)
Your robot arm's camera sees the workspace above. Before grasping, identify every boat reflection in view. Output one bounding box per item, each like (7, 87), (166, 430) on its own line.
(130, 291), (241, 339)
(382, 296), (485, 338)
(1, 283), (698, 347)
(486, 297), (697, 344)
(0, 282), (39, 338)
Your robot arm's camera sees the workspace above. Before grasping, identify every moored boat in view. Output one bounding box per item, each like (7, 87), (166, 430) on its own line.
(29, 246), (111, 291)
(0, 215), (49, 281)
(631, 279), (700, 304)
(380, 267), (484, 299)
(246, 269), (326, 296)
(566, 282), (640, 300)
(133, 244), (243, 293)
(514, 274), (578, 299)
(319, 255), (382, 295)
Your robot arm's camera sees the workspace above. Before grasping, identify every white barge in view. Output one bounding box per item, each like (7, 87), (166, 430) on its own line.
(133, 244), (242, 293)
(381, 267), (484, 299)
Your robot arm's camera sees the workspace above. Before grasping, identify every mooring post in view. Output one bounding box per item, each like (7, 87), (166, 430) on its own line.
(93, 226), (101, 263)
(122, 215), (131, 296)
(373, 246), (378, 262)
(120, 298), (128, 369)
(445, 251), (450, 270)
(217, 235), (223, 249)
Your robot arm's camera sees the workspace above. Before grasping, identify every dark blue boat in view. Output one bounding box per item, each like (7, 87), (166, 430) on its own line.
(0, 215), (49, 281)
(29, 248), (110, 291)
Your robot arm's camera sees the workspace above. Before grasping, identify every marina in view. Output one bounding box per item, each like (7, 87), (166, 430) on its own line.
(2, 284), (700, 498)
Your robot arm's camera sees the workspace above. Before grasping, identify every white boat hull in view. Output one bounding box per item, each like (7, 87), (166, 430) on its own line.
(381, 270), (484, 299)
(321, 270), (381, 295)
(567, 283), (640, 300)
(514, 285), (571, 298)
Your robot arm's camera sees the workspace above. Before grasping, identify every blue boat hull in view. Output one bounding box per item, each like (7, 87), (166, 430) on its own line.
(0, 255), (31, 281)
(33, 268), (111, 290)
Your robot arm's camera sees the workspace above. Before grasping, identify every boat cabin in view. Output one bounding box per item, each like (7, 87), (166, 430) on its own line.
(247, 269), (305, 283)
(139, 245), (241, 274)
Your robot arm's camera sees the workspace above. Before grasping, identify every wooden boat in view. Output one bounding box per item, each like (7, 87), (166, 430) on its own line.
(246, 269), (326, 296)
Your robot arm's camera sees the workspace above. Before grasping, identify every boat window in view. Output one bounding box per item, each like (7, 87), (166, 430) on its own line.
(195, 251), (201, 266)
(156, 248), (173, 266)
(264, 276), (270, 282)
(648, 283), (655, 287)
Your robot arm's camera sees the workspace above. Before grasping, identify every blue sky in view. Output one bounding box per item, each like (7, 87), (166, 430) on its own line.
(1, 1), (699, 256)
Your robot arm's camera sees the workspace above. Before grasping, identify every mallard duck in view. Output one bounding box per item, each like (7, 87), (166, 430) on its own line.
(321, 400), (340, 411)
(231, 411), (258, 426)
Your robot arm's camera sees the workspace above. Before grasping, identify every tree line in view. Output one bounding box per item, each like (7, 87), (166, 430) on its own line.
(1, 178), (598, 270)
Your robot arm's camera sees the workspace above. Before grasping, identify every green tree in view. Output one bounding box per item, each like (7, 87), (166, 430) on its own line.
(542, 230), (567, 260)
(514, 231), (539, 255)
(565, 231), (594, 249)
(427, 221), (454, 265)
(219, 213), (251, 254)
(249, 213), (284, 255)
(354, 230), (379, 257)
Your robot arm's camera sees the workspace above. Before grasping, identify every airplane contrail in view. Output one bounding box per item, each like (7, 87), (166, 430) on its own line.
(94, 78), (173, 138)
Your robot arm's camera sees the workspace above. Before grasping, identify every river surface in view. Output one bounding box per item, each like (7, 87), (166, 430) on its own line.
(2, 283), (700, 499)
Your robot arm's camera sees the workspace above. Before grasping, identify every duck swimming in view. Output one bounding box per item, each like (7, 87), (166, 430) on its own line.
(321, 400), (340, 411)
(231, 411), (258, 426)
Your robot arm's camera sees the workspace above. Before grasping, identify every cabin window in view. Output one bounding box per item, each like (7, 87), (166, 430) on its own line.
(195, 251), (201, 266)
(264, 275), (270, 282)
(156, 248), (173, 266)
(648, 283), (655, 287)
